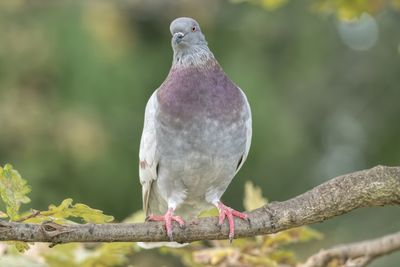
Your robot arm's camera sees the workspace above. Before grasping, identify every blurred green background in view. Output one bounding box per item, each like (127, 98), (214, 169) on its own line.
(0, 0), (399, 265)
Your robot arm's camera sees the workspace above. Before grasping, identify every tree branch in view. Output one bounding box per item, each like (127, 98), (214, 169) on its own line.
(0, 165), (399, 244)
(300, 231), (400, 267)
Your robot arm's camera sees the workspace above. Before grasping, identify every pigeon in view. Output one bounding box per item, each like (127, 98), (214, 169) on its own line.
(139, 17), (252, 244)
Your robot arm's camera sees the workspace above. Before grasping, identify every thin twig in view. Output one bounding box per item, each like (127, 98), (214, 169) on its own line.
(15, 210), (41, 222)
(300, 231), (400, 267)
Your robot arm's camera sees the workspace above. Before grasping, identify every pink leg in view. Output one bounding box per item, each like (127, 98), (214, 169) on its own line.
(217, 201), (248, 242)
(147, 207), (185, 240)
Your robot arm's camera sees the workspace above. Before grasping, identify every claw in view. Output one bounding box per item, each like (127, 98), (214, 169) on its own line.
(147, 208), (185, 241)
(217, 202), (248, 242)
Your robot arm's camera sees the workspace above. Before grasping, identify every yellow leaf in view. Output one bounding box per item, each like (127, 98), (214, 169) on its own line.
(242, 253), (278, 267)
(27, 198), (114, 224)
(231, 0), (288, 11)
(7, 241), (30, 253)
(198, 207), (219, 217)
(122, 210), (145, 223)
(268, 249), (297, 264)
(312, 0), (385, 20)
(0, 164), (31, 220)
(243, 181), (268, 211)
(71, 203), (114, 223)
(0, 210), (8, 218)
(260, 0), (288, 10)
(263, 231), (293, 248)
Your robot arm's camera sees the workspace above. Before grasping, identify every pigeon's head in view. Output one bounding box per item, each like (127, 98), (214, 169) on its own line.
(170, 17), (207, 50)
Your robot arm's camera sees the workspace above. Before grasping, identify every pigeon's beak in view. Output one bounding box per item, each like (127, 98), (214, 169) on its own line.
(173, 32), (185, 44)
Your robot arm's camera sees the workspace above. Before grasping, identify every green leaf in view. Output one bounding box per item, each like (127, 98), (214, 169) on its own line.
(198, 207), (218, 218)
(26, 198), (114, 224)
(0, 164), (31, 220)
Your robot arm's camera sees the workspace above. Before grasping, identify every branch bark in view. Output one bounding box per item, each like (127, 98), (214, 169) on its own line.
(0, 165), (399, 244)
(300, 231), (400, 267)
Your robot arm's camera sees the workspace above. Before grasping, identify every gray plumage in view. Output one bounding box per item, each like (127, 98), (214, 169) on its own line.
(139, 17), (252, 223)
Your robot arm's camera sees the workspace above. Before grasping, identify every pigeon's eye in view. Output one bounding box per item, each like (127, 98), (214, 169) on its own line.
(191, 26), (196, 32)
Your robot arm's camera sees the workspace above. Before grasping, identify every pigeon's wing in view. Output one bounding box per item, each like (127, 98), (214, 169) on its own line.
(235, 88), (252, 174)
(139, 90), (159, 216)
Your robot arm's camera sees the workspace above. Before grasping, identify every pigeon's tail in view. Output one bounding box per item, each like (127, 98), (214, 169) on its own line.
(138, 241), (188, 249)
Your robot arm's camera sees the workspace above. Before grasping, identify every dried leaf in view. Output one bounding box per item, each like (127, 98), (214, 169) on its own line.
(268, 249), (297, 265)
(263, 227), (323, 248)
(193, 247), (238, 265)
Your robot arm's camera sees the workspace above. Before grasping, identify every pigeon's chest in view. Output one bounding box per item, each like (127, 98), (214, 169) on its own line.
(157, 66), (244, 124)
(155, 66), (248, 159)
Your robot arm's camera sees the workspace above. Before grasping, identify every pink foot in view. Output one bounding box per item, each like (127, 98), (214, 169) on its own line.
(217, 202), (248, 242)
(147, 207), (185, 240)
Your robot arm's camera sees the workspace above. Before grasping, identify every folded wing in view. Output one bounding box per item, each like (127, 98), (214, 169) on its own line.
(139, 91), (159, 216)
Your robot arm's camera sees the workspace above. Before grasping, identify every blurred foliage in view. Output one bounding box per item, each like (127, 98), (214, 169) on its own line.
(240, 0), (400, 19)
(312, 0), (387, 19)
(232, 0), (289, 11)
(0, 166), (321, 267)
(0, 0), (399, 266)
(41, 243), (136, 267)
